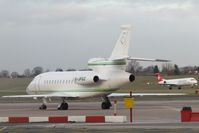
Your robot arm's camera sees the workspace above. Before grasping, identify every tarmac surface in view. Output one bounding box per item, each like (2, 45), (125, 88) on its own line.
(0, 100), (199, 132)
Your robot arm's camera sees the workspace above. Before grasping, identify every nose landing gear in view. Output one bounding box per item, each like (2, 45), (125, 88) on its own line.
(39, 98), (47, 110)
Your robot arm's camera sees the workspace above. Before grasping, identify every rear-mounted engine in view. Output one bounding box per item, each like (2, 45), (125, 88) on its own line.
(76, 75), (100, 85)
(129, 74), (135, 82)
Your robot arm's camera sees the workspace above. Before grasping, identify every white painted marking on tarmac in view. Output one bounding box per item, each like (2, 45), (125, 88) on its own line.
(163, 106), (181, 112)
(68, 116), (85, 122)
(29, 117), (48, 122)
(0, 117), (8, 122)
(0, 127), (7, 132)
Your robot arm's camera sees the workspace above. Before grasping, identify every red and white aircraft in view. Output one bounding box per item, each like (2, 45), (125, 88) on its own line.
(155, 73), (198, 90)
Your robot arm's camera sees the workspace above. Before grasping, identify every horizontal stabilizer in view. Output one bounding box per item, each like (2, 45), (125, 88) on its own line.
(108, 93), (186, 97)
(110, 57), (170, 62)
(128, 57), (170, 62)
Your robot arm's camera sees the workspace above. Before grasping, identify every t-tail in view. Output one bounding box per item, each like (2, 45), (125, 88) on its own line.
(87, 25), (170, 72)
(155, 73), (164, 82)
(109, 25), (132, 60)
(88, 25), (132, 71)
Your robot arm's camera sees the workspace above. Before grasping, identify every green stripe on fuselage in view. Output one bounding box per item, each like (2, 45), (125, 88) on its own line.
(88, 60), (126, 66)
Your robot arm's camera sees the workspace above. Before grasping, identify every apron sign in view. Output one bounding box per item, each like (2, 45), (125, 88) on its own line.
(124, 97), (134, 108)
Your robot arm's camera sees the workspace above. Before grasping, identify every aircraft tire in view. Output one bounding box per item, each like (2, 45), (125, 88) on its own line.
(39, 104), (47, 110)
(58, 103), (68, 110)
(101, 102), (111, 110)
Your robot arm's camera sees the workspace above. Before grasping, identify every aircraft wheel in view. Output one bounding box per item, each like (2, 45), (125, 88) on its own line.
(62, 103), (68, 110)
(58, 103), (68, 110)
(39, 104), (47, 110)
(101, 102), (111, 110)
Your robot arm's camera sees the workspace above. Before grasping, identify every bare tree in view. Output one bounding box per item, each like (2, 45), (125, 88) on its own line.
(0, 70), (10, 78)
(161, 63), (174, 75)
(11, 72), (19, 78)
(32, 66), (43, 77)
(126, 60), (141, 74)
(142, 65), (154, 74)
(56, 68), (63, 72)
(24, 69), (31, 77)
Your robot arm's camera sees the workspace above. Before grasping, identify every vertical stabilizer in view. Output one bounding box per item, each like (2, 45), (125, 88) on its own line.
(110, 25), (132, 60)
(155, 73), (164, 82)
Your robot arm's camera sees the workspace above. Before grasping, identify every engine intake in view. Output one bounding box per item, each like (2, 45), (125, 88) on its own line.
(76, 75), (100, 85)
(93, 75), (99, 83)
(129, 74), (135, 82)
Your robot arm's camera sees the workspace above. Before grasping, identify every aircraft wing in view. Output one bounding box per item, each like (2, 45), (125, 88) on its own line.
(2, 93), (79, 99)
(108, 93), (186, 97)
(163, 84), (178, 87)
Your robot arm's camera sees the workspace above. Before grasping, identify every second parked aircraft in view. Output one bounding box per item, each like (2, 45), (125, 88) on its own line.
(156, 73), (198, 90)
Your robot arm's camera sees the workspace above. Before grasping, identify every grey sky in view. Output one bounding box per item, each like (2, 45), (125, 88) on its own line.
(0, 0), (199, 73)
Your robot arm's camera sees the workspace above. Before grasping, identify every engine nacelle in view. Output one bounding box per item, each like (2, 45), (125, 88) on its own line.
(129, 74), (135, 82)
(76, 75), (99, 85)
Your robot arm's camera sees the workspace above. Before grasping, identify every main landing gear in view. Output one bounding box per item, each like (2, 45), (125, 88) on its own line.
(39, 104), (47, 110)
(101, 97), (112, 110)
(39, 98), (47, 110)
(39, 98), (68, 110)
(57, 98), (68, 110)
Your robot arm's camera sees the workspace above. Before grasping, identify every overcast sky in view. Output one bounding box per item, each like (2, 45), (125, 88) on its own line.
(0, 0), (199, 73)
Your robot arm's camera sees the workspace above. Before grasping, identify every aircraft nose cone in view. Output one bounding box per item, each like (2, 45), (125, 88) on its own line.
(26, 86), (30, 94)
(26, 83), (32, 94)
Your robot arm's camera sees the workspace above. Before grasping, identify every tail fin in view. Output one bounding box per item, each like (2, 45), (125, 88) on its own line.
(109, 25), (132, 60)
(155, 73), (164, 82)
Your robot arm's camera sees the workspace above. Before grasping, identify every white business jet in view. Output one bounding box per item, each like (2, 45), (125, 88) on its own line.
(3, 25), (171, 110)
(156, 73), (198, 90)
